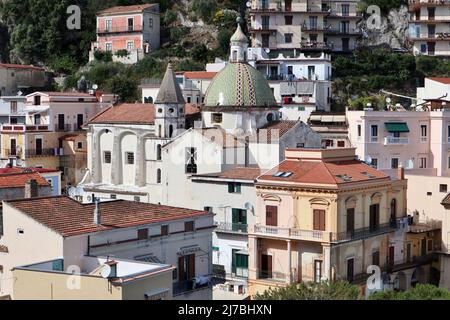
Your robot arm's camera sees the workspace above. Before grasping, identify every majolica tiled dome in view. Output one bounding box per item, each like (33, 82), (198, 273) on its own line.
(204, 63), (278, 108)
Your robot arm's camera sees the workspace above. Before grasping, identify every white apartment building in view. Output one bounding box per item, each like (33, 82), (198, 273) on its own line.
(248, 48), (332, 121)
(347, 108), (450, 178)
(248, 0), (361, 53)
(0, 196), (214, 300)
(0, 96), (26, 125)
(409, 0), (450, 56)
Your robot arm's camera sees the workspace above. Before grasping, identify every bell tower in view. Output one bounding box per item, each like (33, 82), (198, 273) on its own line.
(154, 63), (186, 138)
(229, 21), (249, 63)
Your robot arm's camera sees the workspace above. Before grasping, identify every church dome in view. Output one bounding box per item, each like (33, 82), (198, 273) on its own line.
(204, 62), (278, 109)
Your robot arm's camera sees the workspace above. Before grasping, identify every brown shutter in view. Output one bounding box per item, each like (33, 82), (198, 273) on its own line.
(266, 206), (278, 226)
(313, 210), (326, 231)
(188, 254), (195, 279)
(178, 256), (185, 281)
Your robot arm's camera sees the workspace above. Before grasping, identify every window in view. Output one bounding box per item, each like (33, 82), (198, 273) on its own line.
(156, 144), (162, 160)
(103, 151), (112, 164)
(232, 208), (247, 232)
(134, 196), (140, 202)
(126, 152), (134, 165)
(0, 209), (3, 237)
(77, 142), (83, 149)
(232, 251), (249, 278)
(228, 182), (241, 194)
(357, 125), (362, 137)
(10, 101), (17, 114)
(369, 204), (380, 230)
(309, 16), (318, 29)
(126, 41), (134, 51)
(284, 33), (293, 43)
(157, 169), (161, 184)
(298, 106), (305, 111)
(110, 194), (117, 199)
(105, 42), (112, 52)
(149, 18), (153, 28)
(371, 125), (378, 142)
(161, 225), (169, 236)
(372, 251), (380, 266)
(17, 228), (24, 235)
(137, 228), (148, 240)
(391, 158), (399, 169)
(265, 206), (278, 226)
(285, 15), (293, 25)
(212, 113), (223, 123)
(105, 19), (112, 31)
(314, 260), (322, 283)
(34, 96), (41, 106)
(342, 4), (350, 16)
(187, 96), (192, 103)
(127, 18), (134, 31)
(297, 143), (305, 148)
(185, 221), (194, 232)
(428, 239), (433, 251)
(421, 125), (427, 141)
(204, 206), (213, 213)
(34, 114), (41, 125)
(337, 141), (345, 147)
(313, 209), (326, 231)
(440, 184), (448, 193)
(427, 192), (432, 196)
(185, 147), (197, 174)
(420, 157), (427, 169)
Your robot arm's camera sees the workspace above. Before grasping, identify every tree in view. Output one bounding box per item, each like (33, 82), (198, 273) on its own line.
(254, 281), (361, 300)
(369, 284), (450, 300)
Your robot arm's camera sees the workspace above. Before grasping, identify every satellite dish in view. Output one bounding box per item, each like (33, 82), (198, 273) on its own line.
(92, 84), (98, 90)
(386, 97), (392, 104)
(265, 48), (271, 53)
(68, 187), (77, 198)
(365, 156), (372, 164)
(246, 1), (251, 8)
(100, 264), (111, 278)
(17, 90), (23, 96)
(244, 202), (253, 211)
(86, 195), (92, 202)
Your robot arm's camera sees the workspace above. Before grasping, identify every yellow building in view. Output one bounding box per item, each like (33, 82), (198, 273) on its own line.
(12, 256), (174, 300)
(247, 148), (424, 297)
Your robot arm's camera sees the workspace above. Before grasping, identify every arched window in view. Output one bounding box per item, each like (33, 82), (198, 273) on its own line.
(156, 144), (162, 160)
(157, 169), (161, 184)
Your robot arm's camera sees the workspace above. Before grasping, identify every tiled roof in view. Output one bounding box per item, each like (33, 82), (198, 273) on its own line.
(5, 196), (210, 237)
(194, 166), (262, 181)
(98, 4), (157, 15)
(88, 103), (199, 125)
(0, 167), (59, 174)
(59, 134), (79, 141)
(442, 193), (450, 206)
(184, 72), (217, 80)
(200, 128), (244, 148)
(429, 77), (450, 84)
(258, 159), (388, 186)
(257, 120), (298, 141)
(88, 103), (155, 125)
(155, 63), (185, 104)
(0, 172), (50, 189)
(0, 63), (44, 71)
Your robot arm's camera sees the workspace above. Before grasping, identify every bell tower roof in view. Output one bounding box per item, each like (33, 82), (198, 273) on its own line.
(230, 23), (248, 43)
(155, 63), (185, 104)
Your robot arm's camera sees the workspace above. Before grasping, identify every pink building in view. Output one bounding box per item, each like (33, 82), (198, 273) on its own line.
(90, 4), (160, 64)
(347, 108), (450, 178)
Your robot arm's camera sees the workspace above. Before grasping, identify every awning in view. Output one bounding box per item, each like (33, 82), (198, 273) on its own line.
(385, 122), (410, 133)
(296, 81), (314, 95)
(332, 115), (346, 122)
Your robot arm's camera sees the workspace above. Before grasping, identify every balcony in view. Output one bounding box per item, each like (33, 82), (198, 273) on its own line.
(384, 136), (410, 145)
(172, 278), (211, 297)
(54, 124), (73, 132)
(25, 148), (60, 157)
(300, 41), (332, 51)
(331, 219), (402, 243)
(252, 225), (328, 243)
(1, 124), (50, 132)
(215, 222), (248, 234)
(3, 149), (22, 158)
(97, 25), (143, 34)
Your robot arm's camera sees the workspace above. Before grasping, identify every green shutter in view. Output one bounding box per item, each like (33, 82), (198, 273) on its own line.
(228, 183), (234, 193)
(235, 183), (241, 193)
(232, 209), (239, 223)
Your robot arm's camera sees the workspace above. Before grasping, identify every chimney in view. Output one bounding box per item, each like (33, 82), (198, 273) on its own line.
(397, 165), (405, 180)
(94, 198), (101, 226)
(25, 179), (38, 198)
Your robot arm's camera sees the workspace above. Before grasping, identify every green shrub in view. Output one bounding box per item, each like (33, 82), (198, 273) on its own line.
(115, 49), (129, 57)
(50, 55), (77, 74)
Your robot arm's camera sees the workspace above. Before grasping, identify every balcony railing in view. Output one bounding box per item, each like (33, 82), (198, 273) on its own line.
(25, 148), (60, 157)
(172, 279), (211, 296)
(1, 124), (50, 132)
(384, 137), (409, 145)
(3, 149), (22, 158)
(215, 222), (248, 234)
(331, 219), (401, 243)
(253, 225), (326, 242)
(300, 41), (332, 50)
(54, 124), (72, 132)
(97, 25), (143, 34)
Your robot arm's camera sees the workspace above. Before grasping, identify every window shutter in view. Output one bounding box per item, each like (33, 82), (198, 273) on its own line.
(232, 209), (239, 224)
(266, 206), (278, 226)
(228, 183), (234, 193)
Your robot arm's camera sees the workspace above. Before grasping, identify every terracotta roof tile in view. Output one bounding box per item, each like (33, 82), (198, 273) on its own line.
(257, 120), (298, 141)
(0, 63), (44, 71)
(99, 4), (157, 15)
(429, 77), (450, 84)
(0, 172), (50, 189)
(184, 72), (217, 80)
(195, 166), (262, 181)
(258, 159), (388, 186)
(6, 196), (210, 237)
(88, 103), (155, 125)
(31, 91), (94, 97)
